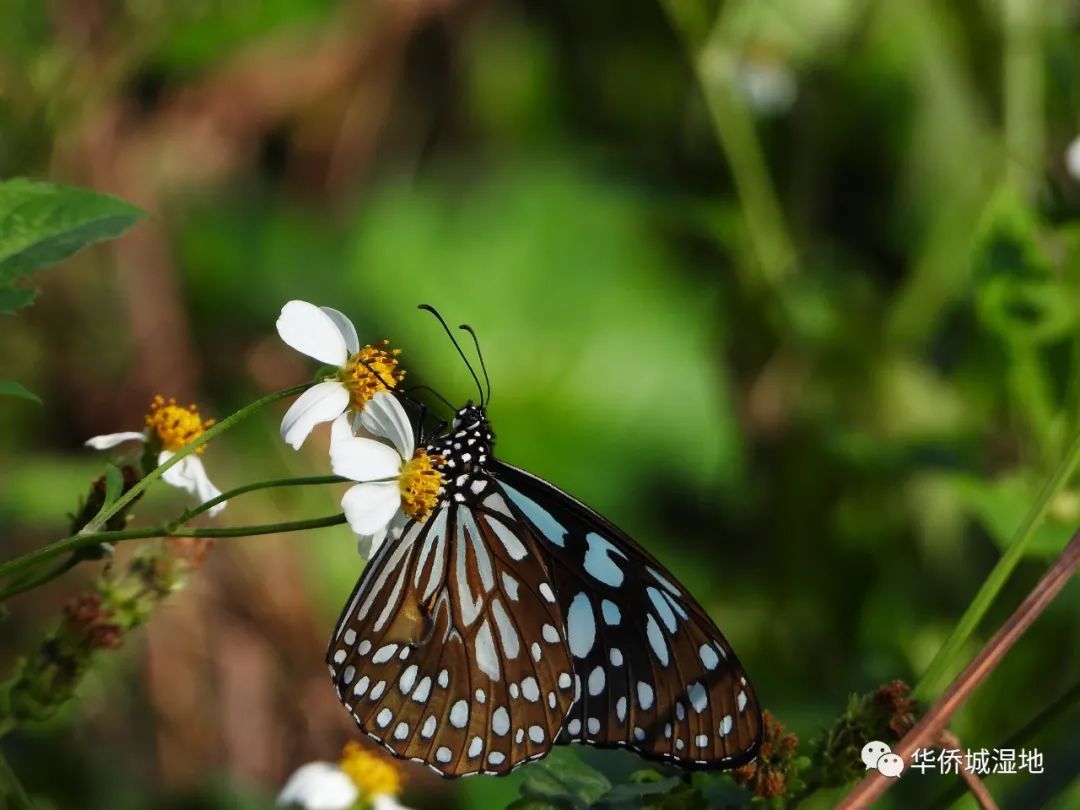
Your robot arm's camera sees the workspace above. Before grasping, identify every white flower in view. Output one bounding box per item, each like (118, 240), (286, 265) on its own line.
(330, 392), (442, 559)
(276, 762), (358, 810)
(86, 396), (225, 517)
(277, 744), (411, 810)
(276, 300), (404, 450)
(1067, 135), (1080, 181)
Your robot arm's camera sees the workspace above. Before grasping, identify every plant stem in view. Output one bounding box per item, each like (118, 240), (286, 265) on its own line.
(929, 680), (1080, 809)
(839, 528), (1080, 808)
(660, 0), (797, 290)
(0, 747), (36, 809)
(0, 556), (81, 602)
(0, 514), (347, 584)
(171, 474), (346, 525)
(81, 383), (310, 535)
(914, 426), (1080, 700)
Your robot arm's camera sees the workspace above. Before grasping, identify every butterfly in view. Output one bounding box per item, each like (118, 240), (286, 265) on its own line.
(325, 307), (763, 777)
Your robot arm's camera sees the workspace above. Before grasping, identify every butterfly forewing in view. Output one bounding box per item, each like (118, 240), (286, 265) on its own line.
(327, 501), (577, 777)
(490, 460), (763, 769)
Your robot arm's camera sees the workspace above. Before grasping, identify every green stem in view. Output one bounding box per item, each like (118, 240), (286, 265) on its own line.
(0, 747), (36, 810)
(82, 383), (310, 535)
(914, 426), (1080, 700)
(0, 514), (347, 584)
(1002, 0), (1044, 193)
(660, 0), (796, 290)
(0, 556), (81, 602)
(171, 474), (346, 525)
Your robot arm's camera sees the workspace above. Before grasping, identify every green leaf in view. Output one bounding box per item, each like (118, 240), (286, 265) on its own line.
(599, 775), (683, 805)
(103, 464), (124, 507)
(0, 178), (146, 312)
(506, 800), (570, 810)
(0, 380), (42, 405)
(0, 285), (37, 314)
(955, 473), (1074, 559)
(520, 751), (613, 809)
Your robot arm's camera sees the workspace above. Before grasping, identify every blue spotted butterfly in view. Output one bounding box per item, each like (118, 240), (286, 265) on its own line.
(325, 307), (762, 777)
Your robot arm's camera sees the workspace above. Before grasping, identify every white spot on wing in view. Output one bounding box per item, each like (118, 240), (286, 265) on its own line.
(492, 707), (510, 736)
(583, 532), (627, 586)
(720, 715), (733, 736)
(637, 682), (654, 710)
(474, 620), (501, 681)
(485, 515), (529, 560)
(450, 700), (469, 729)
(500, 481), (567, 546)
(567, 593), (596, 658)
(376, 708), (393, 728)
(422, 715), (437, 738)
(647, 586), (678, 633)
(369, 681), (386, 701)
(689, 682), (708, 713)
(645, 615), (669, 666)
(699, 644), (719, 670)
(601, 599), (621, 625)
(588, 666), (606, 696)
(412, 677), (431, 703)
(491, 598), (520, 660)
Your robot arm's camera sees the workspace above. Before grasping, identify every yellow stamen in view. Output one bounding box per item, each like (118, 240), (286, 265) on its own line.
(339, 340), (405, 410)
(399, 449), (443, 521)
(144, 395), (215, 453)
(338, 741), (404, 798)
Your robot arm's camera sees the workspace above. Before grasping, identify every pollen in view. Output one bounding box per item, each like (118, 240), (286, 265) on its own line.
(338, 741), (404, 798)
(399, 449), (444, 521)
(340, 340), (406, 410)
(145, 396), (215, 453)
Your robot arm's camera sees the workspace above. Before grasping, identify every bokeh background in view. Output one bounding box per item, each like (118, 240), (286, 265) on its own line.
(3, 0), (1080, 807)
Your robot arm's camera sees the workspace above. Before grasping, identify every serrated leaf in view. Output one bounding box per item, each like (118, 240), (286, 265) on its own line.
(0, 178), (146, 299)
(0, 379), (42, 405)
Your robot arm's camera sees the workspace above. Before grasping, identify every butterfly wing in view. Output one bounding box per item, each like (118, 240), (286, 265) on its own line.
(489, 460), (763, 769)
(327, 501), (577, 777)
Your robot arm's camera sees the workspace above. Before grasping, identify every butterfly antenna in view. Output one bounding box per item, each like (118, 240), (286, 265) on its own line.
(458, 324), (491, 406)
(402, 384), (456, 413)
(418, 304), (486, 405)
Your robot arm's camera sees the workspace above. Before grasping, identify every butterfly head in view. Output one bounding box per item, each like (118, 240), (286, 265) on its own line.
(424, 402), (494, 502)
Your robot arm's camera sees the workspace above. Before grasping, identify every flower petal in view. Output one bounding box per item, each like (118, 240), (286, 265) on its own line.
(281, 382), (350, 450)
(360, 392), (415, 460)
(331, 413), (355, 446)
(276, 762), (358, 810)
(357, 510), (409, 561)
(179, 455), (226, 517)
(330, 435), (401, 482)
(341, 482), (402, 536)
(159, 451), (200, 496)
(85, 431), (146, 450)
(319, 306), (360, 356)
(372, 794), (415, 810)
(277, 300), (349, 367)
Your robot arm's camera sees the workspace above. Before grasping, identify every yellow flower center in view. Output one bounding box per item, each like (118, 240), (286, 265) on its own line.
(339, 341), (405, 410)
(399, 449), (443, 521)
(145, 395), (215, 453)
(338, 741), (404, 798)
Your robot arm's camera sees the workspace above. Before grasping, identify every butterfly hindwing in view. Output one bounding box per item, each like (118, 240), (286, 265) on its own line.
(489, 460), (763, 769)
(327, 500), (577, 777)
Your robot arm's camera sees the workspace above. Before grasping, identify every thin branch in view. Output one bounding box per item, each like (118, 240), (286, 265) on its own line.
(838, 528), (1080, 808)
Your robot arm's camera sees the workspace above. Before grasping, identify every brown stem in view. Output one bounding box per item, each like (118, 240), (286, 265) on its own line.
(838, 528), (1080, 809)
(939, 731), (998, 810)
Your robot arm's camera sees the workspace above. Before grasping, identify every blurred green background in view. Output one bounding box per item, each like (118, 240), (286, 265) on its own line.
(3, 0), (1080, 807)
